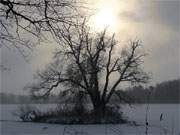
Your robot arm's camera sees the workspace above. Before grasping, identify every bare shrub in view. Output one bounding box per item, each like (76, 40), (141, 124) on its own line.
(13, 104), (40, 122)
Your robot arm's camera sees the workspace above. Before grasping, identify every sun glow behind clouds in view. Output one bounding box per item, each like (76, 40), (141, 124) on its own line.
(93, 7), (116, 31)
(88, 0), (121, 32)
(88, 0), (137, 33)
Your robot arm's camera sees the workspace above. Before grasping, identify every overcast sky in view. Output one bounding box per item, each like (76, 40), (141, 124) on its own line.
(0, 0), (179, 94)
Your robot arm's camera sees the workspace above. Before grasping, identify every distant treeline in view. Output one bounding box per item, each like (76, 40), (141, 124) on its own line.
(123, 79), (179, 104)
(0, 79), (179, 104)
(0, 93), (61, 104)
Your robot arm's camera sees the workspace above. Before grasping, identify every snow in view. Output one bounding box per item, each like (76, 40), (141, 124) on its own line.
(0, 121), (167, 135)
(0, 104), (179, 135)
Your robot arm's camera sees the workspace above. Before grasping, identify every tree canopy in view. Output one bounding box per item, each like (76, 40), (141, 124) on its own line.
(27, 22), (149, 115)
(0, 0), (85, 56)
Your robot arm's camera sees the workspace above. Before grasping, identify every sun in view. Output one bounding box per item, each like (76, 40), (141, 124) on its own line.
(88, 0), (119, 32)
(93, 7), (116, 31)
(88, 0), (136, 33)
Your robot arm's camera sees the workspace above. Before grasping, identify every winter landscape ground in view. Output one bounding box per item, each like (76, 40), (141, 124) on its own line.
(0, 104), (179, 135)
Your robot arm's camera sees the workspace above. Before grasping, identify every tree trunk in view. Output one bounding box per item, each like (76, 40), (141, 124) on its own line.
(92, 99), (107, 123)
(89, 87), (107, 123)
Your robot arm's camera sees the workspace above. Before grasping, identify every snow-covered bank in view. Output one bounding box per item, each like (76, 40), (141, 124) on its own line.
(0, 104), (179, 134)
(0, 121), (169, 135)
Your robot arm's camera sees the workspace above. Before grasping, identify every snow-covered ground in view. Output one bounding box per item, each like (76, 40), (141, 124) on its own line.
(0, 104), (179, 135)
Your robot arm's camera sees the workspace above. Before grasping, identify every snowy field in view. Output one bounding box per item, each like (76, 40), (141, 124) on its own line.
(0, 104), (179, 135)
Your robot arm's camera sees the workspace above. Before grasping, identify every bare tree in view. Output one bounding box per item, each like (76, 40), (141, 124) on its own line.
(0, 0), (86, 56)
(27, 22), (149, 118)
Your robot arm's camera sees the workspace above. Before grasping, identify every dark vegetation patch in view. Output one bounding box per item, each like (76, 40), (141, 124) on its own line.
(14, 104), (127, 124)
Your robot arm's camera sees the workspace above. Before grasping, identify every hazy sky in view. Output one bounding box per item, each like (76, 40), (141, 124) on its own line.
(0, 0), (179, 94)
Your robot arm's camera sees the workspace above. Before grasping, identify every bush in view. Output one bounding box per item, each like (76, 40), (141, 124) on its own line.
(103, 105), (126, 124)
(14, 103), (127, 124)
(13, 104), (41, 122)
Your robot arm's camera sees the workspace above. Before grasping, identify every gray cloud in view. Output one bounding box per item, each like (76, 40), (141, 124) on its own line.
(119, 11), (145, 22)
(119, 0), (179, 31)
(151, 0), (179, 31)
